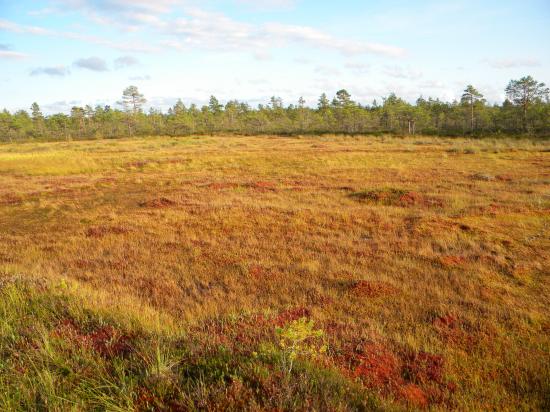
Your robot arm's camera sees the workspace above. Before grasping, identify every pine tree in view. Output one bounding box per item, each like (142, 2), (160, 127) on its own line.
(461, 85), (484, 132)
(505, 76), (549, 132)
(120, 86), (146, 114)
(317, 93), (330, 112)
(208, 96), (223, 114)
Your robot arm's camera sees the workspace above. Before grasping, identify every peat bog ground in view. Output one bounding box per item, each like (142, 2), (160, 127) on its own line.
(0, 135), (548, 410)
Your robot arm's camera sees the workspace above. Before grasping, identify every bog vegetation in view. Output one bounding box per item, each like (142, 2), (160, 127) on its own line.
(1, 76), (550, 142)
(0, 134), (548, 410)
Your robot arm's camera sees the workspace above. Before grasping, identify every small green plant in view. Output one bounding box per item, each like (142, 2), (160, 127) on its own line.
(275, 317), (326, 374)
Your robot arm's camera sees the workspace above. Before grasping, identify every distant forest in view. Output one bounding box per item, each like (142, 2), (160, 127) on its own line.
(2, 76), (549, 141)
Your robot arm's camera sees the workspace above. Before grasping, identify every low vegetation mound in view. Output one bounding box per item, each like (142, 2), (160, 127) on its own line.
(139, 197), (178, 208)
(349, 280), (398, 298)
(350, 188), (444, 207)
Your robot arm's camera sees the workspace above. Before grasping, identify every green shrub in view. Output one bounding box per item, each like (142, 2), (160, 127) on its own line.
(275, 317), (326, 374)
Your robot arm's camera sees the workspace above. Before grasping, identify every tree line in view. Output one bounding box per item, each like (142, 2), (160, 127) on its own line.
(1, 76), (548, 142)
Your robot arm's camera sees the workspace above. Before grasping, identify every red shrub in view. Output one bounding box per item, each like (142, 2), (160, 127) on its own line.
(440, 255), (468, 267)
(433, 314), (477, 349)
(248, 265), (265, 279)
(88, 326), (133, 358)
(207, 182), (239, 190)
(402, 351), (445, 385)
(246, 181), (277, 192)
(400, 383), (429, 409)
(350, 281), (397, 298)
(139, 198), (177, 208)
(273, 307), (311, 327)
(352, 343), (402, 389)
(53, 319), (134, 359)
(335, 339), (454, 408)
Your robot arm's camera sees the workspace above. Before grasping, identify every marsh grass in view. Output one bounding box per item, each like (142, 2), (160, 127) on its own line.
(0, 134), (549, 410)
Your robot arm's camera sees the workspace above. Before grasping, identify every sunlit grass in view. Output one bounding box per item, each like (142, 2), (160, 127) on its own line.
(0, 134), (548, 410)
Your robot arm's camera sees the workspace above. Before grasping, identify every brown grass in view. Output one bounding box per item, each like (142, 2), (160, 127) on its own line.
(0, 134), (549, 410)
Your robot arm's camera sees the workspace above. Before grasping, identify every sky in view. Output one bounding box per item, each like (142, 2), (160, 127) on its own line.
(1, 0), (549, 114)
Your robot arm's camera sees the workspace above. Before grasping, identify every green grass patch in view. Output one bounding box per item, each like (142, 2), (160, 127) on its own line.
(0, 276), (386, 411)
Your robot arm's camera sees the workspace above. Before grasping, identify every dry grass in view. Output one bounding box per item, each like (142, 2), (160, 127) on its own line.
(0, 134), (549, 410)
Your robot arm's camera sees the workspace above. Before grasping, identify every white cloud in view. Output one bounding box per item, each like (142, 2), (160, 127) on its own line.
(54, 0), (181, 30)
(41, 100), (80, 113)
(417, 80), (446, 89)
(0, 19), (50, 35)
(236, 0), (297, 10)
(263, 22), (405, 57)
(28, 7), (58, 16)
(158, 9), (405, 57)
(0, 43), (28, 59)
(384, 65), (422, 80)
(30, 66), (70, 76)
(0, 19), (158, 53)
(484, 58), (541, 69)
(0, 50), (28, 59)
(314, 65), (341, 76)
(62, 31), (158, 52)
(345, 62), (370, 74)
(129, 75), (151, 80)
(14, 3), (405, 58)
(166, 8), (265, 51)
(74, 56), (108, 71)
(58, 0), (181, 15)
(115, 55), (139, 68)
(293, 57), (311, 64)
(248, 78), (268, 85)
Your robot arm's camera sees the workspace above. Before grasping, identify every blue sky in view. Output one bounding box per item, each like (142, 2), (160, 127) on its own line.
(1, 0), (549, 113)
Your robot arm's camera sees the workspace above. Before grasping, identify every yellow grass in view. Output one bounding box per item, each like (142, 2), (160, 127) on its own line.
(1, 134), (549, 410)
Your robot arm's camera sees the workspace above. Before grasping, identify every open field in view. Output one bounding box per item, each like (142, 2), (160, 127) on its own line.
(0, 135), (549, 410)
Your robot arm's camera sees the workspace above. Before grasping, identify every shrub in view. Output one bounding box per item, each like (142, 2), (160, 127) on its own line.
(275, 317), (326, 374)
